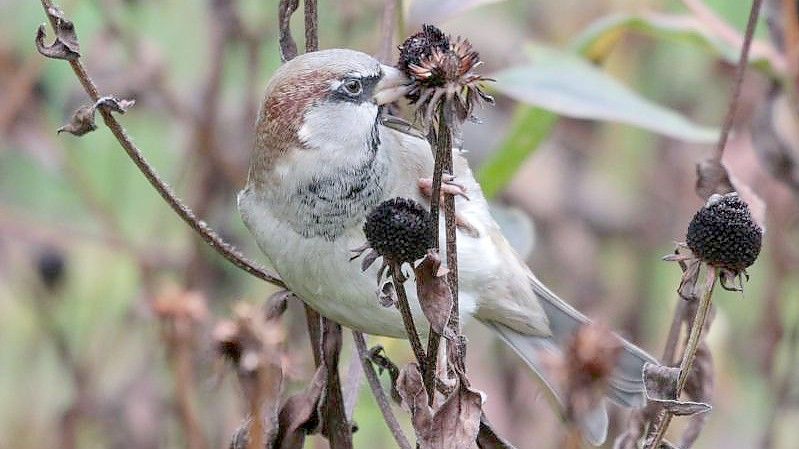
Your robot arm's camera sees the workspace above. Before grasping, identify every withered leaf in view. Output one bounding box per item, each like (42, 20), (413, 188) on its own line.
(35, 7), (80, 60)
(274, 366), (326, 449)
(414, 250), (454, 338)
(95, 96), (135, 114)
(368, 346), (402, 404)
(378, 281), (396, 308)
(695, 158), (734, 200)
(57, 96), (135, 136)
(398, 364), (484, 449)
(477, 414), (518, 449)
(57, 104), (97, 136)
(643, 363), (711, 417)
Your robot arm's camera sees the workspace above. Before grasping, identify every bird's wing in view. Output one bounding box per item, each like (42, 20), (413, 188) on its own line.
(380, 125), (551, 336)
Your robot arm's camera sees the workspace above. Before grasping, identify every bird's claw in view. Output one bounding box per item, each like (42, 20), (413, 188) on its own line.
(418, 175), (469, 200)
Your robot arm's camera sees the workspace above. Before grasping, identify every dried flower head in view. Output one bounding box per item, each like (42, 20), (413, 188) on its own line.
(665, 192), (763, 294)
(397, 25), (493, 123)
(363, 197), (435, 265)
(686, 193), (762, 273)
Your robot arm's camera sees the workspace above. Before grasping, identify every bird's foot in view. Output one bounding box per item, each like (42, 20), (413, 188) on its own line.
(417, 174), (470, 201)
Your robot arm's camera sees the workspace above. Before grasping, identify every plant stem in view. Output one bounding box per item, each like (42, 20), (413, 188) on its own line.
(352, 331), (413, 449)
(38, 0), (286, 290)
(645, 268), (717, 449)
(712, 0), (763, 162)
(391, 261), (427, 366)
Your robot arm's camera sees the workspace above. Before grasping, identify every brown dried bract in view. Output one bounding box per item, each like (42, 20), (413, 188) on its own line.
(57, 96), (135, 136)
(35, 6), (80, 60)
(414, 250), (454, 339)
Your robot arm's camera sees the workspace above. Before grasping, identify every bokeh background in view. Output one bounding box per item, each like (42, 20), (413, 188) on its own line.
(1, 0), (797, 448)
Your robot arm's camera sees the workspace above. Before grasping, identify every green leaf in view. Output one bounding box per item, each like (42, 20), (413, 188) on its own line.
(572, 13), (776, 75)
(491, 44), (719, 143)
(477, 106), (557, 199)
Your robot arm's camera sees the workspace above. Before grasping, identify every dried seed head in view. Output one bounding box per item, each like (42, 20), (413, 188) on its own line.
(686, 193), (763, 272)
(364, 198), (435, 264)
(397, 25), (493, 123)
(397, 24), (449, 75)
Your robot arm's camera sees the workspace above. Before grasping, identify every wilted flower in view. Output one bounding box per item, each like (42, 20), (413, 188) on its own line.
(667, 192), (763, 293)
(397, 24), (493, 124)
(363, 197), (435, 266)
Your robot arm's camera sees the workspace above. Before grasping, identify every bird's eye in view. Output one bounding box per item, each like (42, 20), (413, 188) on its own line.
(342, 79), (362, 96)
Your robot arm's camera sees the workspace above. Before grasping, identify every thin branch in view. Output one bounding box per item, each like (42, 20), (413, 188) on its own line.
(352, 331), (413, 449)
(645, 268), (717, 449)
(391, 262), (428, 366)
(712, 0), (763, 162)
(278, 0), (299, 61)
(37, 0), (286, 290)
(304, 0), (318, 52)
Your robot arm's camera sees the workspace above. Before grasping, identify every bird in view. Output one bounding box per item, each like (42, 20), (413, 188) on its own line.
(237, 48), (657, 445)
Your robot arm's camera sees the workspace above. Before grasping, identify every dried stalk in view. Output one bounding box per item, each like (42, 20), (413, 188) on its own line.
(352, 331), (413, 449)
(712, 0), (763, 162)
(391, 261), (428, 366)
(645, 269), (717, 449)
(37, 0), (286, 290)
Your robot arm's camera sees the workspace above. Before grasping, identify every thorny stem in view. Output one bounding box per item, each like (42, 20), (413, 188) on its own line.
(390, 261), (428, 367)
(712, 0), (763, 162)
(352, 331), (413, 449)
(37, 0), (286, 290)
(645, 268), (717, 449)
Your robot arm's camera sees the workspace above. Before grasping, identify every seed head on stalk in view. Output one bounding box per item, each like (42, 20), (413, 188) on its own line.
(397, 24), (494, 125)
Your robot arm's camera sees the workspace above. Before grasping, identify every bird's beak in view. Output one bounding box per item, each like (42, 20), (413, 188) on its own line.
(373, 64), (411, 105)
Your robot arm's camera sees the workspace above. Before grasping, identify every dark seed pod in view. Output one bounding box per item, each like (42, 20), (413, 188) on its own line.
(686, 193), (763, 272)
(397, 24), (450, 74)
(364, 198), (435, 264)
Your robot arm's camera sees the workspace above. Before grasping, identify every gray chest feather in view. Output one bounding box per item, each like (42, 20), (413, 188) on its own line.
(288, 154), (388, 240)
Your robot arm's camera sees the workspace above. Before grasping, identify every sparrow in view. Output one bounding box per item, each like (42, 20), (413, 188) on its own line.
(238, 48), (656, 445)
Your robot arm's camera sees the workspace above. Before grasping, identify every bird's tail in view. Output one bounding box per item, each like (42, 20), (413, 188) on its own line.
(482, 276), (657, 446)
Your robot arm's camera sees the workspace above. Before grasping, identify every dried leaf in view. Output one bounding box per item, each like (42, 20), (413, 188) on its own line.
(695, 158), (734, 200)
(368, 346), (402, 404)
(57, 96), (135, 136)
(397, 363), (432, 429)
(35, 7), (80, 60)
(426, 380), (483, 449)
(378, 281), (397, 308)
(57, 104), (97, 136)
(414, 251), (454, 338)
(95, 96), (135, 114)
(398, 364), (484, 449)
(274, 367), (326, 449)
(477, 414), (518, 449)
(643, 363), (711, 417)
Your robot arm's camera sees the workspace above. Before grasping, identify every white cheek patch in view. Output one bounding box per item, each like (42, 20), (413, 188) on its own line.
(298, 101), (378, 153)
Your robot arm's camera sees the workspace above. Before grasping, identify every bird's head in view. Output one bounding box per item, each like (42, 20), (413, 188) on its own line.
(249, 49), (409, 185)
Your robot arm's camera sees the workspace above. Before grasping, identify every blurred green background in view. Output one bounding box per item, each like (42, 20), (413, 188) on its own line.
(1, 1), (798, 448)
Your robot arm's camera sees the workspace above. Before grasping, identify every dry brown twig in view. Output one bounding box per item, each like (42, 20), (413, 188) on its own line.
(35, 0), (286, 290)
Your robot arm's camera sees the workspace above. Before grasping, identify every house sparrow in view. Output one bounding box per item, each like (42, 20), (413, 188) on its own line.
(238, 49), (656, 444)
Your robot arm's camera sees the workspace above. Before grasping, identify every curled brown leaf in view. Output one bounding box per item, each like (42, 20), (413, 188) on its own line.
(397, 364), (484, 449)
(57, 96), (135, 136)
(414, 250), (454, 338)
(642, 363), (711, 417)
(35, 6), (80, 60)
